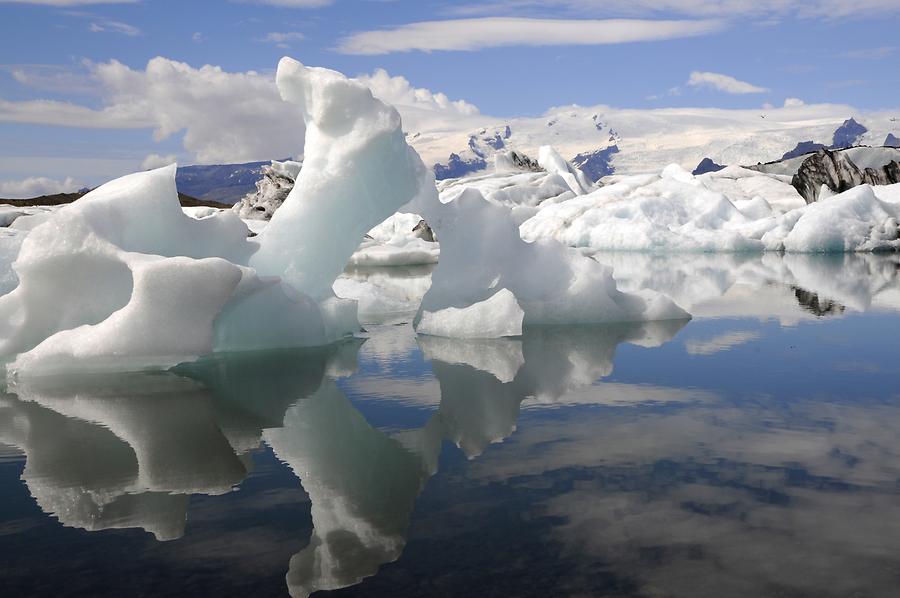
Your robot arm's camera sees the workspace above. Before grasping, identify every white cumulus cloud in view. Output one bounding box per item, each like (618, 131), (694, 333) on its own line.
(449, 0), (900, 20)
(0, 176), (83, 199)
(140, 153), (178, 170)
(337, 17), (725, 54)
(0, 57), (482, 165)
(687, 71), (769, 94)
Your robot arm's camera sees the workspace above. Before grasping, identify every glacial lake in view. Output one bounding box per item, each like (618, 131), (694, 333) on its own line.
(2, 252), (900, 597)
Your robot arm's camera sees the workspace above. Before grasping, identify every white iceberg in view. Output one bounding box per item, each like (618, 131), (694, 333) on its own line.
(0, 57), (696, 372)
(408, 186), (689, 338)
(519, 165), (900, 253)
(1, 58), (432, 374)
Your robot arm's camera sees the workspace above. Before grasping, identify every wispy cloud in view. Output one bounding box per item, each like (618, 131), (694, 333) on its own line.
(0, 0), (137, 5)
(687, 71), (769, 94)
(447, 0), (900, 20)
(2, 62), (98, 95)
(337, 17), (725, 55)
(88, 19), (141, 36)
(0, 175), (83, 199)
(827, 79), (869, 89)
(140, 153), (178, 170)
(837, 46), (896, 60)
(259, 31), (305, 49)
(685, 331), (762, 355)
(237, 0), (331, 6)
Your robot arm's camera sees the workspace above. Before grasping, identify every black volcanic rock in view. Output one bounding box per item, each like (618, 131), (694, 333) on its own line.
(692, 158), (726, 175)
(832, 118), (867, 148)
(791, 148), (900, 203)
(885, 133), (900, 148)
(572, 145), (619, 183)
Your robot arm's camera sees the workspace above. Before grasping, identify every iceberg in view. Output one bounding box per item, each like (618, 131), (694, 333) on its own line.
(408, 186), (689, 338)
(0, 57), (696, 372)
(0, 165), (256, 375)
(249, 58), (434, 297)
(519, 165), (900, 253)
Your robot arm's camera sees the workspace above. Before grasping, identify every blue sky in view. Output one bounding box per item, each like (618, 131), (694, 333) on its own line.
(1, 0), (898, 192)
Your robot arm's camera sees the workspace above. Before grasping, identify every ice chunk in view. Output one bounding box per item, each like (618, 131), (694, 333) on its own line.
(333, 266), (433, 324)
(0, 166), (256, 373)
(538, 145), (591, 195)
(250, 57), (434, 300)
(351, 212), (439, 267)
(763, 185), (900, 252)
(417, 288), (525, 338)
(348, 238), (439, 267)
(518, 166), (900, 253)
(408, 186), (689, 338)
(13, 256), (244, 375)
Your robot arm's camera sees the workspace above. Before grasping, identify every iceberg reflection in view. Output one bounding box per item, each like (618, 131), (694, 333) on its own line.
(0, 319), (687, 596)
(594, 252), (900, 321)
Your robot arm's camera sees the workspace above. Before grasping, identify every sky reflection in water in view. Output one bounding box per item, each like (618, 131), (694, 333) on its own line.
(1, 253), (900, 597)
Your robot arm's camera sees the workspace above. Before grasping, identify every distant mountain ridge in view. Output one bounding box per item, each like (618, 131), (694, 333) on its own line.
(780, 118), (869, 160)
(425, 109), (898, 185)
(175, 160), (275, 204)
(1, 190), (227, 209)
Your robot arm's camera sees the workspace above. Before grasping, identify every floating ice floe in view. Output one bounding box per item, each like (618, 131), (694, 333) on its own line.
(518, 164), (900, 252)
(407, 185), (689, 338)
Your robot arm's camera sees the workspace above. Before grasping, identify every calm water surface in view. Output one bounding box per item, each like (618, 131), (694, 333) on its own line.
(2, 253), (900, 597)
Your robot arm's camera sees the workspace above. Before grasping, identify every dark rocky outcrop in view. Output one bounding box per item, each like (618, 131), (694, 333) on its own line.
(231, 160), (302, 220)
(791, 148), (900, 203)
(780, 118), (868, 161)
(885, 133), (900, 148)
(1, 190), (225, 209)
(502, 150), (543, 172)
(412, 219), (436, 242)
(572, 145), (619, 183)
(692, 157), (726, 176)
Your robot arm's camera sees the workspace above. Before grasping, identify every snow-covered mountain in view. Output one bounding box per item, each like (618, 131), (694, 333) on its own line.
(170, 108), (899, 202)
(423, 106), (899, 183)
